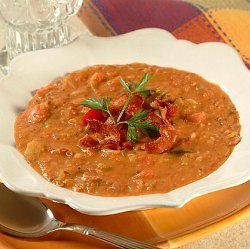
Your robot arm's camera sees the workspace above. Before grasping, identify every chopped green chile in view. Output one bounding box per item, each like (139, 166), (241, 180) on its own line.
(15, 63), (241, 196)
(170, 149), (194, 155)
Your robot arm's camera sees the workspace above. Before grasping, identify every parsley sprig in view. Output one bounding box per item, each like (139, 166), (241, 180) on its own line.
(121, 110), (159, 143)
(117, 73), (155, 122)
(82, 96), (116, 124)
(81, 73), (159, 143)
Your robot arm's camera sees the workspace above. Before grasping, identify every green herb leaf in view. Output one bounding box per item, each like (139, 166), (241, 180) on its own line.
(103, 96), (111, 111)
(135, 73), (155, 93)
(116, 92), (133, 123)
(125, 111), (159, 138)
(102, 96), (116, 124)
(116, 73), (155, 123)
(137, 73), (150, 89)
(127, 126), (139, 143)
(135, 121), (159, 137)
(81, 97), (104, 110)
(137, 89), (151, 98)
(120, 78), (131, 92)
(127, 110), (150, 122)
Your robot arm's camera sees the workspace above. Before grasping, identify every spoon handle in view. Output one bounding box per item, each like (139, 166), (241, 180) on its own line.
(61, 223), (161, 249)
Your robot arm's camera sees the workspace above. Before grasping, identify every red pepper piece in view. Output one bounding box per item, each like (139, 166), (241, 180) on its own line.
(82, 109), (106, 125)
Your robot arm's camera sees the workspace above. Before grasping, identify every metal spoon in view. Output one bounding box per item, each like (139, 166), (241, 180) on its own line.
(0, 184), (159, 249)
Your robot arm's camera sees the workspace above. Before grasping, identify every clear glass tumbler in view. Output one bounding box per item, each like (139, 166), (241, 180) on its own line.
(0, 0), (83, 61)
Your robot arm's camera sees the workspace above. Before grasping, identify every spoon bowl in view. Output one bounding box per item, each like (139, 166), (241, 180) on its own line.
(0, 184), (160, 248)
(0, 184), (58, 238)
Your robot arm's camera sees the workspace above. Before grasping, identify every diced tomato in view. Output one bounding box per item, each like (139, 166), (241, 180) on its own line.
(147, 112), (165, 125)
(166, 102), (179, 117)
(28, 102), (50, 123)
(79, 135), (99, 147)
(82, 109), (106, 125)
(186, 112), (206, 124)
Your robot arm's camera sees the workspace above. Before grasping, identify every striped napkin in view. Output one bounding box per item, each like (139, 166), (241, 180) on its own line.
(78, 0), (250, 69)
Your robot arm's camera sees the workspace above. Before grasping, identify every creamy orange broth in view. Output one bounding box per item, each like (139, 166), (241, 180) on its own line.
(15, 63), (241, 196)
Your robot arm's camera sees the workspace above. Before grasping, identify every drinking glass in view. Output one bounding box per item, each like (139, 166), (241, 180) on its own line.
(0, 0), (83, 66)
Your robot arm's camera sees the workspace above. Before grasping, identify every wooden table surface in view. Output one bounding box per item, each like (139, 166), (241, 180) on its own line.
(0, 16), (249, 249)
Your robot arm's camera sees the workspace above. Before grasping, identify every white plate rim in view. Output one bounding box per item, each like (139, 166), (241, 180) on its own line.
(0, 28), (249, 215)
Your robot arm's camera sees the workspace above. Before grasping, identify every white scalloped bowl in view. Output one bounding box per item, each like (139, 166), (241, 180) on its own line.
(0, 28), (249, 215)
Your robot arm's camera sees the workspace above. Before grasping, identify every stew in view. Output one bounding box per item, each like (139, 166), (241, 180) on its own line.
(15, 63), (241, 196)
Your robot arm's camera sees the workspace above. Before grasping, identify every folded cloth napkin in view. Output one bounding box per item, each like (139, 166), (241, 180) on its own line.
(78, 0), (250, 69)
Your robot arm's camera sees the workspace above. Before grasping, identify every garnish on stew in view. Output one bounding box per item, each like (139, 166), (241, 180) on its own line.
(80, 73), (179, 153)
